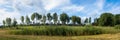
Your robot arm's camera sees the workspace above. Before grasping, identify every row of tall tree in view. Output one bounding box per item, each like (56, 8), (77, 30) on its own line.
(3, 18), (17, 27)
(2, 12), (120, 27)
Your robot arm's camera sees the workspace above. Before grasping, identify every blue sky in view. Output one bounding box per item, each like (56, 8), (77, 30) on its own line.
(0, 0), (120, 24)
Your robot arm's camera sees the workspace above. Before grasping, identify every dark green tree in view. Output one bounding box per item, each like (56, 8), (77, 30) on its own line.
(115, 14), (120, 25)
(38, 14), (42, 23)
(93, 18), (99, 26)
(12, 18), (17, 27)
(84, 18), (88, 24)
(3, 20), (5, 26)
(47, 13), (52, 24)
(71, 16), (77, 24)
(31, 12), (40, 24)
(76, 17), (81, 24)
(53, 13), (58, 24)
(43, 15), (46, 24)
(21, 16), (24, 24)
(99, 13), (115, 26)
(60, 12), (69, 24)
(31, 13), (35, 24)
(26, 16), (31, 25)
(89, 17), (91, 24)
(66, 15), (70, 24)
(6, 18), (12, 27)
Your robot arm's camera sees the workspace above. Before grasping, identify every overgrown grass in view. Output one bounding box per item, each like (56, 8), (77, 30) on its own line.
(9, 26), (120, 36)
(115, 25), (120, 29)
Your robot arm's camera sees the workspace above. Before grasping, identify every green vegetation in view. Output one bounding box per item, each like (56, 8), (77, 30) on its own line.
(115, 25), (120, 29)
(99, 13), (115, 26)
(9, 26), (120, 36)
(1, 11), (120, 40)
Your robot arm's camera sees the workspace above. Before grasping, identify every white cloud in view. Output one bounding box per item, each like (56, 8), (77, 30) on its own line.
(41, 0), (70, 11)
(109, 7), (120, 14)
(0, 8), (21, 25)
(94, 0), (105, 10)
(61, 5), (84, 12)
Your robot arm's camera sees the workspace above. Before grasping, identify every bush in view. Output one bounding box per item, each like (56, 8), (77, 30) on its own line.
(115, 25), (120, 29)
(83, 27), (102, 35)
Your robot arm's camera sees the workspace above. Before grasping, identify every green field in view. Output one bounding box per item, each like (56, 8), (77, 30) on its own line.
(0, 26), (120, 40)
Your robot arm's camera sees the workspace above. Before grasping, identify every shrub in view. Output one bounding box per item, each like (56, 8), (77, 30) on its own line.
(115, 25), (120, 29)
(83, 27), (103, 35)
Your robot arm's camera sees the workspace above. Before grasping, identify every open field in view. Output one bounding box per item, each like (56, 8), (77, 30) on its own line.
(0, 26), (120, 40)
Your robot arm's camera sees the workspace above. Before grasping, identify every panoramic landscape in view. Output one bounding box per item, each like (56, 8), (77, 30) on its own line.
(0, 0), (120, 40)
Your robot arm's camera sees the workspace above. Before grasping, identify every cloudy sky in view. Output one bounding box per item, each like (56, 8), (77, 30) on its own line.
(0, 0), (120, 25)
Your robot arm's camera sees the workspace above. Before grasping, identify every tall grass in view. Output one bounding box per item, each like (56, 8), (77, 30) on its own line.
(10, 26), (120, 36)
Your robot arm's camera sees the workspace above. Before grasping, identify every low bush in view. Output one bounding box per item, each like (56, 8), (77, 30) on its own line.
(83, 27), (102, 35)
(115, 25), (120, 29)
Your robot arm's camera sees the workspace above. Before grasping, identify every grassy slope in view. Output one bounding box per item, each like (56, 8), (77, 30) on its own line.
(0, 26), (120, 40)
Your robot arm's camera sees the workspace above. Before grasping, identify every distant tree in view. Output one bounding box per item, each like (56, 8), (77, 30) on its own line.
(84, 18), (88, 24)
(43, 15), (46, 25)
(66, 16), (70, 24)
(53, 13), (58, 24)
(47, 13), (52, 24)
(3, 20), (5, 26)
(38, 14), (42, 24)
(6, 18), (12, 27)
(26, 16), (31, 25)
(99, 13), (115, 26)
(60, 12), (69, 24)
(89, 17), (91, 24)
(31, 13), (35, 24)
(71, 16), (81, 25)
(115, 14), (120, 25)
(76, 17), (81, 24)
(21, 16), (24, 24)
(93, 18), (99, 26)
(12, 18), (17, 27)
(71, 16), (77, 24)
(31, 12), (40, 24)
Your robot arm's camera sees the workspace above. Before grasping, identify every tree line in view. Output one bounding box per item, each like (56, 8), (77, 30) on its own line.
(2, 12), (120, 27)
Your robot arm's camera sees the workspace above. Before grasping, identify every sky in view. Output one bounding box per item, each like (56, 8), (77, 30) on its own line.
(0, 0), (120, 25)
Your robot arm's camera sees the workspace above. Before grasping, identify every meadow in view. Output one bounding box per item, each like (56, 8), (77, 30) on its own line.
(0, 25), (120, 40)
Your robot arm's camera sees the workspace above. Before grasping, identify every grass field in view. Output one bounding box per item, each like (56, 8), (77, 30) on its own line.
(0, 26), (120, 40)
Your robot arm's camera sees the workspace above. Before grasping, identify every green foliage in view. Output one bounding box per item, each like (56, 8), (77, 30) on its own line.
(89, 17), (91, 24)
(6, 18), (12, 27)
(21, 16), (24, 24)
(99, 13), (115, 26)
(43, 15), (46, 24)
(3, 20), (5, 26)
(60, 12), (69, 24)
(26, 16), (31, 24)
(10, 26), (120, 36)
(71, 16), (77, 24)
(53, 13), (58, 24)
(115, 25), (120, 29)
(47, 13), (52, 24)
(31, 12), (42, 24)
(71, 16), (81, 24)
(115, 14), (120, 25)
(12, 18), (17, 27)
(84, 18), (88, 23)
(93, 18), (99, 26)
(83, 27), (102, 35)
(76, 17), (81, 24)
(31, 13), (36, 22)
